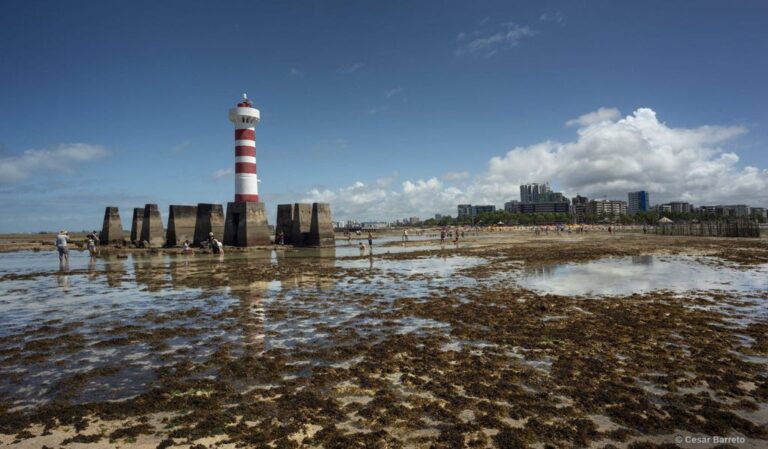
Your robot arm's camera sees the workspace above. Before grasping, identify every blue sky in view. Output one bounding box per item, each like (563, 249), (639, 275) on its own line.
(1, 0), (767, 231)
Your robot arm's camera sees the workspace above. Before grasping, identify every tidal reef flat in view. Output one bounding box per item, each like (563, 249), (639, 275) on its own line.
(0, 231), (767, 448)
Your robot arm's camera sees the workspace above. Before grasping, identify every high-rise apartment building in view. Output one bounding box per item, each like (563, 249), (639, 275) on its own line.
(520, 183), (551, 203)
(504, 200), (521, 213)
(457, 204), (473, 218)
(571, 195), (589, 223)
(457, 204), (496, 219)
(519, 182), (569, 205)
(587, 199), (628, 218)
(627, 191), (650, 215)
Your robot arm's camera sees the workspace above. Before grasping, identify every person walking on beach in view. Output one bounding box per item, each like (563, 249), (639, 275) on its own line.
(402, 229), (408, 242)
(55, 230), (69, 263)
(182, 240), (191, 254)
(367, 231), (373, 249)
(440, 229), (446, 244)
(278, 230), (285, 245)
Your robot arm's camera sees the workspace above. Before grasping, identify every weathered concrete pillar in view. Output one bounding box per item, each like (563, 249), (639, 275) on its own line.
(140, 203), (165, 247)
(223, 202), (271, 247)
(291, 203), (312, 246)
(166, 205), (198, 247)
(306, 202), (335, 247)
(99, 207), (124, 245)
(275, 204), (294, 244)
(130, 208), (144, 244)
(193, 203), (225, 246)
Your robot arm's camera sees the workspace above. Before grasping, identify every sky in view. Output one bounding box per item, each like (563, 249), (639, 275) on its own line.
(0, 0), (767, 232)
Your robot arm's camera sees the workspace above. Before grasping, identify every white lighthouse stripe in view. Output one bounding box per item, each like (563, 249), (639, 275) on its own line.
(235, 156), (257, 164)
(235, 174), (259, 195)
(234, 139), (256, 147)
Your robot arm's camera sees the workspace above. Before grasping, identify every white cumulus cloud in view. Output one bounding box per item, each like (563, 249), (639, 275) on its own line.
(211, 167), (234, 180)
(456, 22), (535, 57)
(565, 107), (621, 128)
(0, 143), (109, 185)
(301, 107), (767, 220)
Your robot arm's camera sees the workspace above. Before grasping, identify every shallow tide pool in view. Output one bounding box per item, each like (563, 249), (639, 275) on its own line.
(517, 255), (768, 296)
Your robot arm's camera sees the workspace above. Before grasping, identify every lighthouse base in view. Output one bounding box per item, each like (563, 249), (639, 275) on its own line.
(223, 202), (271, 247)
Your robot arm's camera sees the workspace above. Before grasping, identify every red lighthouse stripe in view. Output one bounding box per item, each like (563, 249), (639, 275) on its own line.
(235, 129), (255, 140)
(235, 162), (257, 174)
(235, 193), (259, 202)
(235, 146), (256, 157)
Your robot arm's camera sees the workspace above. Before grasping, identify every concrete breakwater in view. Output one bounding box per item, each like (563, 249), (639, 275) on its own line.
(98, 202), (335, 248)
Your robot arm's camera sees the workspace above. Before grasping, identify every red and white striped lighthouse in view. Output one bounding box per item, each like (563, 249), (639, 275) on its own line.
(228, 94), (260, 203)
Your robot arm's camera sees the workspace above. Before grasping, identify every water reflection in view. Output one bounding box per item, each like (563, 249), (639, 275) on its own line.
(0, 248), (484, 408)
(631, 255), (653, 266)
(519, 255), (768, 296)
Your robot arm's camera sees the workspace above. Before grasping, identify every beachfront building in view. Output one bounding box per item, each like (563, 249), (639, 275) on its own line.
(457, 204), (473, 219)
(587, 199), (627, 219)
(571, 195), (589, 223)
(519, 202), (570, 214)
(628, 191), (650, 215)
(504, 200), (521, 213)
(457, 204), (496, 220)
(520, 183), (550, 203)
(750, 207), (767, 220)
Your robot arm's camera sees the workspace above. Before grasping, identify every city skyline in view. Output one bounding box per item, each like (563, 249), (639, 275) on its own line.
(1, 1), (767, 231)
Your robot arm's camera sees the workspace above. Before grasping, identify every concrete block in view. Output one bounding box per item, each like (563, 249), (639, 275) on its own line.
(130, 208), (144, 243)
(100, 206), (124, 245)
(291, 203), (312, 246)
(140, 203), (165, 247)
(193, 203), (225, 246)
(307, 202), (335, 247)
(223, 201), (271, 247)
(275, 204), (294, 244)
(166, 205), (197, 247)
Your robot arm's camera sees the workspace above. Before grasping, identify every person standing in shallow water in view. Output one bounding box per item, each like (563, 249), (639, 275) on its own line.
(55, 230), (69, 263)
(86, 234), (97, 257)
(367, 232), (373, 249)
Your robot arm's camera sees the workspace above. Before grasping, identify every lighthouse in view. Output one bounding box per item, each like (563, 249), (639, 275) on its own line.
(229, 94), (260, 203)
(223, 94), (271, 247)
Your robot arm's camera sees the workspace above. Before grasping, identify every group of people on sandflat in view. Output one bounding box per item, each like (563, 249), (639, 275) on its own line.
(55, 230), (100, 264)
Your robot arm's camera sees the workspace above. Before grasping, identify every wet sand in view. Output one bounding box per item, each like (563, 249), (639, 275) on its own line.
(0, 232), (766, 448)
